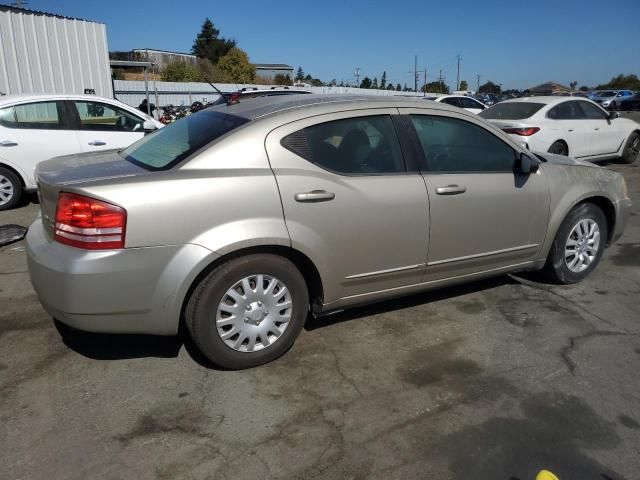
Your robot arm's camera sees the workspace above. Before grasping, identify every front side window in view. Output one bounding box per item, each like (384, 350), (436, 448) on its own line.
(0, 101), (63, 129)
(410, 115), (516, 173)
(74, 101), (144, 132)
(547, 101), (584, 120)
(282, 115), (405, 175)
(123, 110), (249, 170)
(578, 102), (607, 120)
(441, 97), (461, 107)
(460, 97), (483, 109)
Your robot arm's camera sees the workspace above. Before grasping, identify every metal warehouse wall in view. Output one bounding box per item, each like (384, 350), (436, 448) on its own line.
(0, 7), (112, 97)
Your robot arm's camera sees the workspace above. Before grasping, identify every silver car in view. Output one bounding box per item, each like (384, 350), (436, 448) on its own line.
(26, 95), (633, 369)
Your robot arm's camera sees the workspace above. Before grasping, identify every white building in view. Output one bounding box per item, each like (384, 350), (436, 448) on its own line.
(0, 5), (112, 97)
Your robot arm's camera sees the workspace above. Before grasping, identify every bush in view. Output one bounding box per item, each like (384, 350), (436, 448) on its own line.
(161, 61), (204, 82)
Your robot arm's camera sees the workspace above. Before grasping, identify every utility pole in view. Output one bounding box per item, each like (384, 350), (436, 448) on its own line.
(414, 55), (418, 93)
(424, 68), (427, 93)
(438, 70), (445, 93)
(476, 74), (481, 92)
(456, 55), (461, 91)
(354, 68), (361, 87)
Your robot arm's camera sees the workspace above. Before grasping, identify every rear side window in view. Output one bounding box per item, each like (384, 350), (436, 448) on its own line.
(547, 101), (584, 120)
(122, 110), (249, 170)
(441, 97), (461, 107)
(0, 101), (64, 129)
(281, 115), (405, 175)
(74, 101), (144, 132)
(479, 102), (545, 120)
(411, 115), (516, 173)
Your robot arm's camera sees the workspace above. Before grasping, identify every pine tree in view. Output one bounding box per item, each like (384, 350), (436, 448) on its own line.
(191, 18), (236, 65)
(396, 83), (401, 91)
(380, 71), (387, 90)
(296, 67), (304, 81)
(360, 77), (372, 89)
(372, 77), (378, 89)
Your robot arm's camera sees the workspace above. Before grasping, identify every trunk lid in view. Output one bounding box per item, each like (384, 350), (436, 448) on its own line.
(36, 150), (150, 237)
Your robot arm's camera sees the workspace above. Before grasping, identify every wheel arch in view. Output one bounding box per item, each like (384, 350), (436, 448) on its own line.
(179, 245), (325, 327)
(0, 162), (26, 187)
(549, 139), (569, 155)
(576, 196), (616, 245)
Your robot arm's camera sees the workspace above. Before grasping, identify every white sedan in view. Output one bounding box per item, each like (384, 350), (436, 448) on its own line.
(480, 96), (640, 163)
(423, 95), (488, 114)
(0, 93), (162, 210)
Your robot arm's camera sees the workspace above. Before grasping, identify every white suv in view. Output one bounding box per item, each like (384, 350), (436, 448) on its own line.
(0, 93), (162, 210)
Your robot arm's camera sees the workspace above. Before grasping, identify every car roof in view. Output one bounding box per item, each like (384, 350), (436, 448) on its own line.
(496, 96), (593, 106)
(205, 93), (461, 120)
(0, 93), (125, 107)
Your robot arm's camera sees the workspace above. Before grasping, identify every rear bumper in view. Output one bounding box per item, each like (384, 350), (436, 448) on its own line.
(612, 197), (632, 244)
(26, 220), (217, 335)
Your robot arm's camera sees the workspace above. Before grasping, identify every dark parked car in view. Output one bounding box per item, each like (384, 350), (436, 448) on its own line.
(619, 93), (640, 111)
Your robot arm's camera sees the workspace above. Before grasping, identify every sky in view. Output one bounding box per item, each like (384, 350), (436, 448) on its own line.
(23, 0), (640, 90)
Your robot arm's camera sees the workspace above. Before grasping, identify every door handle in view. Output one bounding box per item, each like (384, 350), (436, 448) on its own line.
(0, 140), (18, 147)
(568, 129), (574, 132)
(294, 190), (335, 203)
(594, 127), (600, 131)
(88, 140), (107, 146)
(435, 184), (466, 195)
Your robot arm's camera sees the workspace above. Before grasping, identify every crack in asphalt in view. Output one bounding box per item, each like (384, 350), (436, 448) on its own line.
(561, 330), (638, 376)
(328, 348), (363, 397)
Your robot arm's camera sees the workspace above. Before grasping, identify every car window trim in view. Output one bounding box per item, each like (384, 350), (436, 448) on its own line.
(403, 112), (519, 175)
(69, 99), (145, 132)
(0, 100), (72, 130)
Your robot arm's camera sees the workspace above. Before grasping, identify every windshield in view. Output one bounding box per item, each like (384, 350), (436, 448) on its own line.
(122, 110), (249, 170)
(597, 91), (616, 97)
(479, 102), (545, 120)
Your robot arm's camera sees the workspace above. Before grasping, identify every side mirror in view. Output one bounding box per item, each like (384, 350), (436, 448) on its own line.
(142, 119), (157, 134)
(517, 152), (539, 174)
(607, 112), (619, 120)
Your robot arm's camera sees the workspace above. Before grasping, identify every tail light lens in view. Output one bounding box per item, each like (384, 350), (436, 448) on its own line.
(502, 127), (540, 136)
(54, 193), (127, 250)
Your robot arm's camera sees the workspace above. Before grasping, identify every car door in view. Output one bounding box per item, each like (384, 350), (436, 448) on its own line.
(546, 100), (593, 158)
(578, 101), (626, 156)
(0, 100), (81, 189)
(265, 110), (430, 305)
(399, 109), (550, 281)
(70, 100), (146, 153)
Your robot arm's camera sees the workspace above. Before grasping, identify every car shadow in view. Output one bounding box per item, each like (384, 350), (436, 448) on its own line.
(55, 274), (523, 366)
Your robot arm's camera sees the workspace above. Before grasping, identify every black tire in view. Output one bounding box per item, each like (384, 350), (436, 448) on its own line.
(621, 132), (640, 164)
(610, 101), (617, 111)
(543, 203), (607, 284)
(0, 167), (23, 211)
(548, 141), (568, 156)
(185, 254), (309, 369)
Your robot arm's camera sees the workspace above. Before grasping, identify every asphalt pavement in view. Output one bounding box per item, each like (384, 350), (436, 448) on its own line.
(1, 137), (639, 479)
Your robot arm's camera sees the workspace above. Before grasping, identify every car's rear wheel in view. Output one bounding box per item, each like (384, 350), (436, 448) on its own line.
(0, 167), (22, 211)
(548, 141), (568, 156)
(544, 203), (607, 284)
(621, 132), (640, 164)
(185, 254), (309, 369)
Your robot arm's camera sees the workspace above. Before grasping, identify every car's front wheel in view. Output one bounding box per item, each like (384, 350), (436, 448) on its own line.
(621, 132), (640, 164)
(609, 101), (617, 111)
(185, 254), (309, 369)
(0, 167), (23, 211)
(548, 141), (568, 156)
(544, 203), (607, 284)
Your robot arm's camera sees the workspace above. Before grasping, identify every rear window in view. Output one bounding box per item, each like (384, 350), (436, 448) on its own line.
(479, 102), (545, 120)
(122, 110), (248, 170)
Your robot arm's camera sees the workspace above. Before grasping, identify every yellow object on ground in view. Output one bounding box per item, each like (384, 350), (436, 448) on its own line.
(536, 470), (559, 480)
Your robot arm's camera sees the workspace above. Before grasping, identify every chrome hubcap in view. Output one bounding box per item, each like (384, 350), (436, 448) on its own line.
(216, 274), (292, 352)
(0, 174), (14, 206)
(565, 219), (600, 273)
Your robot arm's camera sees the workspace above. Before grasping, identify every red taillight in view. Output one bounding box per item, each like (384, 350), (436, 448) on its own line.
(502, 127), (540, 136)
(54, 193), (127, 250)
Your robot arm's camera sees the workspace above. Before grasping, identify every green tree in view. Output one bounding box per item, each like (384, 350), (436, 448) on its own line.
(424, 81), (449, 94)
(296, 67), (304, 81)
(161, 61), (204, 82)
(478, 81), (501, 94)
(459, 80), (468, 90)
(380, 71), (387, 90)
(274, 74), (293, 86)
(396, 83), (402, 91)
(304, 74), (313, 81)
(216, 48), (256, 83)
(570, 81), (578, 91)
(372, 77), (378, 89)
(310, 78), (324, 87)
(360, 77), (372, 89)
(191, 18), (236, 65)
(386, 83), (395, 90)
(596, 74), (640, 90)
(579, 85), (589, 92)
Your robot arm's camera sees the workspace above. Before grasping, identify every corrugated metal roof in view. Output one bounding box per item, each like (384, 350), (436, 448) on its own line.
(0, 4), (103, 24)
(253, 64), (294, 69)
